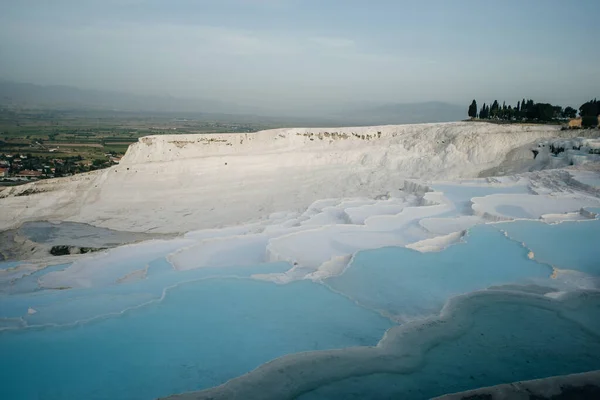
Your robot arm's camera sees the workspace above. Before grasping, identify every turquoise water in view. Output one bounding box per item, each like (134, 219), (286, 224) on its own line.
(499, 219), (600, 275)
(1, 216), (599, 400)
(573, 173), (600, 188)
(299, 299), (600, 399)
(0, 260), (288, 325)
(0, 261), (20, 270)
(0, 277), (393, 400)
(431, 183), (528, 213)
(7, 263), (71, 295)
(586, 207), (600, 215)
(326, 224), (552, 319)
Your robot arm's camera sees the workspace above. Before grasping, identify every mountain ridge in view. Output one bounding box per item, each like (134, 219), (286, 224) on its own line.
(0, 80), (466, 125)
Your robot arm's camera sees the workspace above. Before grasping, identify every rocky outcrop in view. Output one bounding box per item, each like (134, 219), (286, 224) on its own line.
(433, 370), (600, 400)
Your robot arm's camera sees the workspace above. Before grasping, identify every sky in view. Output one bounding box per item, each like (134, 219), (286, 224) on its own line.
(0, 0), (598, 113)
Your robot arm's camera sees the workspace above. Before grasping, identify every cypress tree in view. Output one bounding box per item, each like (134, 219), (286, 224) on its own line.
(490, 100), (499, 118)
(468, 100), (478, 119)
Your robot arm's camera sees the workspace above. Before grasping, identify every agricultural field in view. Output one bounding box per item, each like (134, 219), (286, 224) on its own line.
(0, 108), (279, 184)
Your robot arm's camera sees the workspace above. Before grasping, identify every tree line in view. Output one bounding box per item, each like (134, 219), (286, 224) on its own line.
(468, 98), (599, 126)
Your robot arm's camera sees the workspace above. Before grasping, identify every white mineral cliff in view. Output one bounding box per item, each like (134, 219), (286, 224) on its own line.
(0, 122), (595, 233)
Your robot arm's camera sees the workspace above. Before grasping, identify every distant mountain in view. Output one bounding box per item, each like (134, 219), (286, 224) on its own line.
(0, 80), (264, 115)
(0, 80), (466, 125)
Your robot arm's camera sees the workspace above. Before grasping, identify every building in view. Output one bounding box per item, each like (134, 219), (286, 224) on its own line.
(76, 160), (93, 167)
(0, 167), (8, 177)
(570, 116), (600, 128)
(568, 118), (582, 128)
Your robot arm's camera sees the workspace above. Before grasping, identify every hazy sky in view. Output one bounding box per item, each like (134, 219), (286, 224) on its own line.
(1, 0), (598, 111)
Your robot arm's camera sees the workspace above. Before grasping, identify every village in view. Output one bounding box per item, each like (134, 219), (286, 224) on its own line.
(0, 152), (120, 184)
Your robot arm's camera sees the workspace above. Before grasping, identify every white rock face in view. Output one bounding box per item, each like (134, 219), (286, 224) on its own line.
(0, 122), (594, 234)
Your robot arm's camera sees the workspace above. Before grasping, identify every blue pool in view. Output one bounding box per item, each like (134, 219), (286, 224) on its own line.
(1, 216), (599, 400)
(0, 277), (393, 400)
(299, 298), (600, 399)
(326, 224), (552, 319)
(498, 219), (600, 275)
